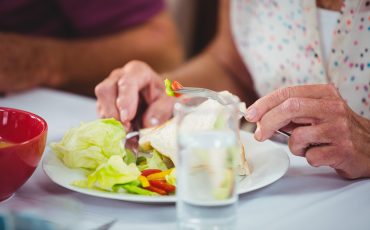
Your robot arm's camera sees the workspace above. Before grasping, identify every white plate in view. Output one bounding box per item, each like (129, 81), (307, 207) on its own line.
(42, 131), (289, 203)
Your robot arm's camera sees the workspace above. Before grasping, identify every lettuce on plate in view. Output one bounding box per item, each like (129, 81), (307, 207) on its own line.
(83, 155), (141, 190)
(137, 150), (171, 171)
(147, 150), (169, 171)
(51, 118), (126, 170)
(165, 168), (176, 186)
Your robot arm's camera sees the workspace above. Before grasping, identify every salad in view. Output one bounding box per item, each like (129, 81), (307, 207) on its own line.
(51, 118), (176, 196)
(164, 78), (183, 97)
(51, 79), (249, 198)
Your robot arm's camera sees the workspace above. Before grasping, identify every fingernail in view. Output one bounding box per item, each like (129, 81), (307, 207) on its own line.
(149, 117), (159, 126)
(255, 123), (262, 141)
(120, 109), (128, 121)
(245, 107), (257, 121)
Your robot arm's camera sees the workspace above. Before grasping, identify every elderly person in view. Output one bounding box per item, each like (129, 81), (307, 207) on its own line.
(95, 0), (370, 179)
(0, 0), (183, 96)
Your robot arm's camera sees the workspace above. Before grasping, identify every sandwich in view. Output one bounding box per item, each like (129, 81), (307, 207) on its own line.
(138, 91), (251, 176)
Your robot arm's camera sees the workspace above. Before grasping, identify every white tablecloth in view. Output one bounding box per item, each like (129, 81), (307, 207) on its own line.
(1, 88), (369, 230)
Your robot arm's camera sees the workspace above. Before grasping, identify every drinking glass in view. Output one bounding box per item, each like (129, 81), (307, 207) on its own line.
(175, 95), (240, 230)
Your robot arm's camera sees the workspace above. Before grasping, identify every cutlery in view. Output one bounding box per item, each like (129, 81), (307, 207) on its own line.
(275, 129), (291, 137)
(174, 87), (291, 138)
(125, 131), (140, 140)
(122, 131), (140, 152)
(175, 87), (234, 105)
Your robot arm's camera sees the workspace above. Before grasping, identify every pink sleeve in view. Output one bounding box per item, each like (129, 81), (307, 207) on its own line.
(56, 0), (165, 37)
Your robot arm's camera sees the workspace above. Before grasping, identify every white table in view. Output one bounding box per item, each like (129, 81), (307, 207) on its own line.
(1, 88), (369, 230)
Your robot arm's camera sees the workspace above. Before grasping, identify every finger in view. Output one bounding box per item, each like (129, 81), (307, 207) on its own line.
(142, 95), (175, 128)
(116, 76), (140, 123)
(115, 61), (163, 123)
(141, 77), (165, 105)
(257, 98), (333, 141)
(305, 145), (341, 168)
(95, 69), (122, 119)
(123, 121), (131, 131)
(335, 169), (359, 180)
(245, 84), (340, 122)
(121, 61), (158, 92)
(288, 124), (334, 156)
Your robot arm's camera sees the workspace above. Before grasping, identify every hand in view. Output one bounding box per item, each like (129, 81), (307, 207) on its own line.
(245, 84), (370, 179)
(95, 60), (175, 129)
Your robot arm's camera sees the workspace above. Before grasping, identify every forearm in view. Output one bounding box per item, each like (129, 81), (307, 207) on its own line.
(165, 50), (253, 104)
(162, 0), (257, 106)
(0, 11), (183, 95)
(0, 33), (62, 92)
(59, 12), (183, 89)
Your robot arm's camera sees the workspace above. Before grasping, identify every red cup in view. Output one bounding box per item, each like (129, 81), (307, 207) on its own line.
(0, 107), (47, 201)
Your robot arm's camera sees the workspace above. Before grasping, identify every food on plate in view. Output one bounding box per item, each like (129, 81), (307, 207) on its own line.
(51, 81), (251, 197)
(51, 118), (176, 196)
(51, 119), (126, 170)
(139, 98), (251, 175)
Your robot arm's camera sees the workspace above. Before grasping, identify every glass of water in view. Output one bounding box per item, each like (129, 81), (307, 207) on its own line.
(175, 94), (240, 230)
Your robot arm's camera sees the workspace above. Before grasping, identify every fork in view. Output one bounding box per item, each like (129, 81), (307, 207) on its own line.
(122, 131), (140, 155)
(174, 87), (291, 138)
(175, 87), (233, 105)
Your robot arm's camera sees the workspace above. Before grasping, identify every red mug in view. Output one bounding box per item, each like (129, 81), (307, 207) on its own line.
(0, 107), (47, 201)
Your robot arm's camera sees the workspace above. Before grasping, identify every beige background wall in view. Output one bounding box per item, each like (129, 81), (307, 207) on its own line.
(166, 0), (197, 57)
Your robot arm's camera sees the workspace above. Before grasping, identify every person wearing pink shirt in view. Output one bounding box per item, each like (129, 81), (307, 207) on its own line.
(0, 0), (183, 96)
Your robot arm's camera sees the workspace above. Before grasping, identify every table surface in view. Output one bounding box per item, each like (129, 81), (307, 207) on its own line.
(1, 88), (369, 230)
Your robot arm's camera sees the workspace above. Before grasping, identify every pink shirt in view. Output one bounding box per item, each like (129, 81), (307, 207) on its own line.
(0, 0), (164, 38)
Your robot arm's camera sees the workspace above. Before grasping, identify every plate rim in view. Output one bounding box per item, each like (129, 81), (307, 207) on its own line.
(42, 131), (290, 203)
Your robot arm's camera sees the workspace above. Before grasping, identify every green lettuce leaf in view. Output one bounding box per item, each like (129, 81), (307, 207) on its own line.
(148, 150), (169, 170)
(164, 78), (175, 97)
(86, 155), (141, 190)
(114, 184), (158, 196)
(165, 168), (176, 186)
(123, 148), (136, 165)
(137, 150), (169, 171)
(51, 118), (126, 170)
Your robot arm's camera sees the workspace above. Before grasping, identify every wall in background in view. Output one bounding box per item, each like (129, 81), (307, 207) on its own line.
(166, 0), (219, 59)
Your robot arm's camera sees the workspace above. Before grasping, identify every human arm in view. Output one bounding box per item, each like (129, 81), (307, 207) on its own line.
(95, 0), (257, 128)
(166, 0), (256, 104)
(245, 84), (370, 179)
(0, 10), (183, 96)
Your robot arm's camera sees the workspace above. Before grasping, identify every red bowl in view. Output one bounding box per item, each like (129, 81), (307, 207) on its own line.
(0, 107), (47, 201)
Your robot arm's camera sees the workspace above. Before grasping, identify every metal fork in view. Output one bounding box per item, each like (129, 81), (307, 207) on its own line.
(175, 87), (232, 105)
(175, 87), (291, 138)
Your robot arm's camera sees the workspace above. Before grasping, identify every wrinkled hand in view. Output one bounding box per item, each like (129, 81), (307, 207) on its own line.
(245, 84), (370, 179)
(95, 60), (175, 129)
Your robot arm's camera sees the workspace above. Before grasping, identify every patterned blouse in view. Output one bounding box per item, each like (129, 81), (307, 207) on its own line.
(231, 0), (370, 119)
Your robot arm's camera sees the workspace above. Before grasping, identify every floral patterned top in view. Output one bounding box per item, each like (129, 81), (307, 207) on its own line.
(231, 0), (370, 119)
